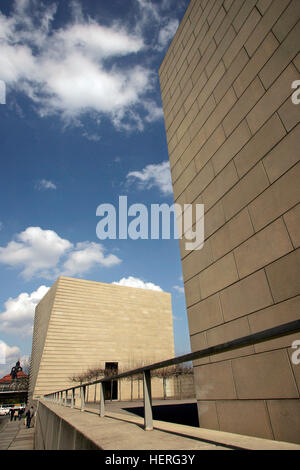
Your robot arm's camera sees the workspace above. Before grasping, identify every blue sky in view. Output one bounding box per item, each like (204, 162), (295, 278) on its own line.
(0, 0), (191, 376)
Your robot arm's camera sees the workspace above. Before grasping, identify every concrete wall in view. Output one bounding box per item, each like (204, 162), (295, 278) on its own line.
(35, 401), (100, 450)
(29, 276), (174, 402)
(159, 0), (300, 444)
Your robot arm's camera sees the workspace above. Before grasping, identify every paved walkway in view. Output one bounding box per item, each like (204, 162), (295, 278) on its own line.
(38, 401), (229, 450)
(0, 419), (34, 450)
(40, 401), (300, 450)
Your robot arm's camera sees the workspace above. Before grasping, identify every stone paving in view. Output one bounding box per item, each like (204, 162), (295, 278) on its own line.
(0, 418), (34, 450)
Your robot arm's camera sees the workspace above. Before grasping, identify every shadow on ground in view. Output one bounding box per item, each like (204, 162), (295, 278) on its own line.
(123, 403), (199, 427)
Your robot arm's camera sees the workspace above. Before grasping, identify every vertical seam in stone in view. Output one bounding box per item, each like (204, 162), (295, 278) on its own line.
(264, 399), (276, 440)
(285, 347), (300, 397)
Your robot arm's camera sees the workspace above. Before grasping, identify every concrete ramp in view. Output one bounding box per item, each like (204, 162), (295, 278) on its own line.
(35, 400), (300, 450)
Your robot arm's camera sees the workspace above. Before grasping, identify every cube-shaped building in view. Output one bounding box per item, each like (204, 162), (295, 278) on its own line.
(28, 276), (174, 402)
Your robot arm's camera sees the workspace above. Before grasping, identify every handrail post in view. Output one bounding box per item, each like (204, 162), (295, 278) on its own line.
(60, 391), (63, 405)
(71, 388), (75, 408)
(143, 370), (153, 431)
(81, 385), (86, 411)
(64, 390), (67, 406)
(99, 382), (105, 417)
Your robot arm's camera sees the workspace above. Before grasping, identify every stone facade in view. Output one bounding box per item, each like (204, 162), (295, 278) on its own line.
(159, 0), (300, 444)
(29, 276), (174, 402)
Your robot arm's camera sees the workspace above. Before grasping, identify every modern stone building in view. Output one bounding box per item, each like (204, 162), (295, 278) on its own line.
(28, 276), (174, 402)
(159, 0), (300, 443)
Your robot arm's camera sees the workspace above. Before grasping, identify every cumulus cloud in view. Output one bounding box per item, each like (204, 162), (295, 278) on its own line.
(0, 285), (49, 336)
(0, 227), (121, 280)
(126, 161), (173, 195)
(0, 0), (170, 133)
(0, 340), (21, 365)
(35, 179), (57, 190)
(62, 241), (121, 276)
(0, 227), (72, 279)
(113, 276), (163, 291)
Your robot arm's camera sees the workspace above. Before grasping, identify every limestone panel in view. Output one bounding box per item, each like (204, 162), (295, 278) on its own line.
(217, 400), (274, 439)
(198, 253), (239, 299)
(233, 218), (293, 279)
(267, 400), (300, 444)
(220, 269), (274, 322)
(232, 349), (299, 399)
(265, 249), (300, 302)
(248, 163), (300, 231)
(194, 361), (237, 400)
(188, 293), (224, 336)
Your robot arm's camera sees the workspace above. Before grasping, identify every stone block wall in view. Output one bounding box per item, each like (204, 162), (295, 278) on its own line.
(159, 0), (300, 444)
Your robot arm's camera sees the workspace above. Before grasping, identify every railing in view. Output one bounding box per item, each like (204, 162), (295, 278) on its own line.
(44, 319), (300, 431)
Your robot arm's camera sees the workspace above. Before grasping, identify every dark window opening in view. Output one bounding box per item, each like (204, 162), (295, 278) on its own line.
(104, 362), (118, 400)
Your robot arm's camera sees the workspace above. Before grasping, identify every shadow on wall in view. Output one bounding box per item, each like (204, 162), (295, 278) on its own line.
(123, 402), (199, 427)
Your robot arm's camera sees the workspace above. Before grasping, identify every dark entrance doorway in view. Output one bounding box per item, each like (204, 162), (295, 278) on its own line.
(104, 362), (118, 400)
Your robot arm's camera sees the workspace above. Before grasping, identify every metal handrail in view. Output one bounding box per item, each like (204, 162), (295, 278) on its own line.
(43, 319), (300, 430)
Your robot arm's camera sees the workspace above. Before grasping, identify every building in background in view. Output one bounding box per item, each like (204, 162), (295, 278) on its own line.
(28, 276), (175, 403)
(0, 362), (28, 405)
(159, 0), (300, 444)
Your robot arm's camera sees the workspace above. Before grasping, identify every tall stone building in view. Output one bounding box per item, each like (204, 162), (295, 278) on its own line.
(159, 0), (300, 443)
(28, 276), (174, 402)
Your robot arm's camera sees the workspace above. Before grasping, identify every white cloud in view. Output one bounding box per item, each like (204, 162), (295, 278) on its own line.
(173, 285), (184, 294)
(135, 0), (161, 31)
(143, 100), (164, 122)
(0, 0), (163, 132)
(0, 340), (20, 366)
(35, 179), (57, 190)
(158, 19), (179, 49)
(113, 276), (163, 291)
(126, 160), (173, 195)
(62, 241), (121, 276)
(135, 0), (180, 50)
(0, 0), (187, 134)
(0, 286), (49, 336)
(81, 130), (101, 142)
(0, 227), (72, 279)
(56, 21), (144, 59)
(0, 227), (121, 280)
